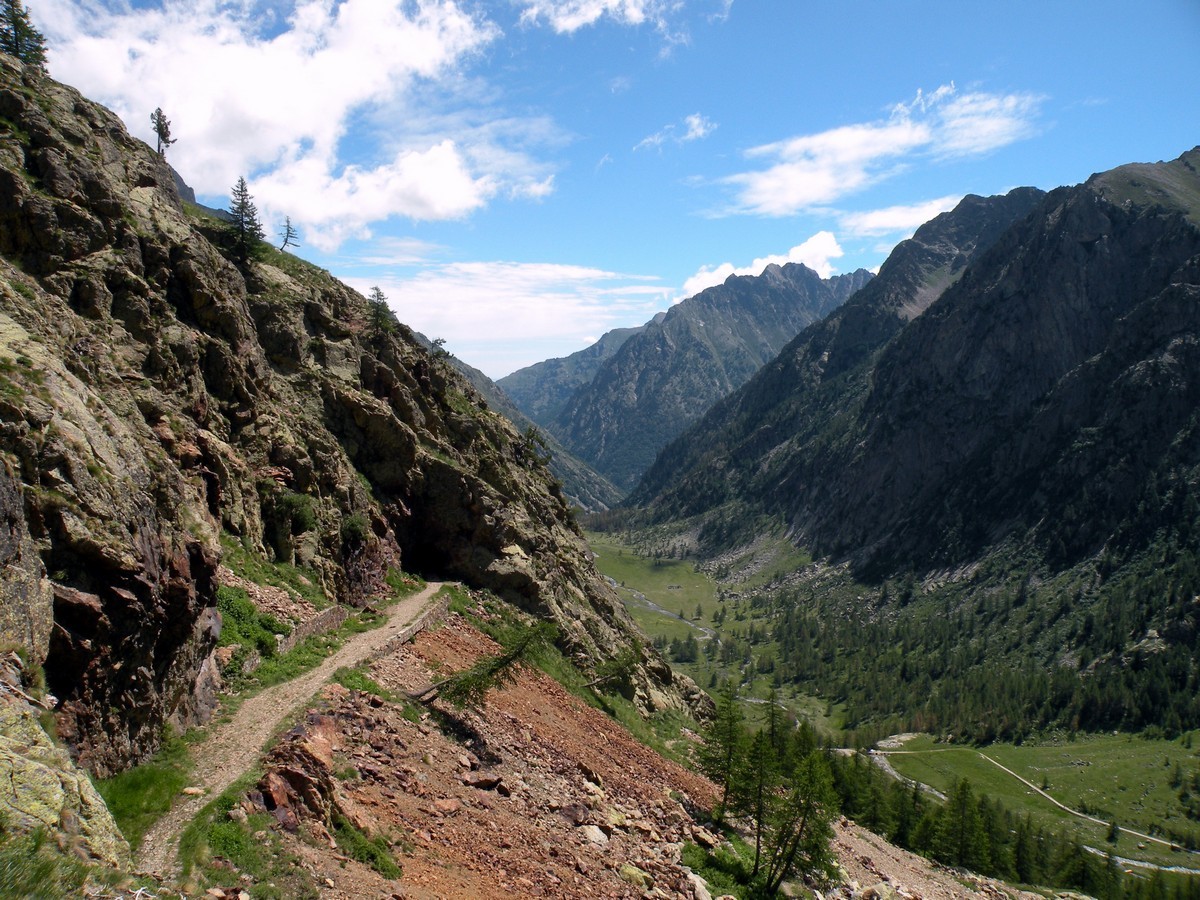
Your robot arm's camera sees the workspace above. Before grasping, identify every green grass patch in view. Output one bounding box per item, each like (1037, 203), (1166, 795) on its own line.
(94, 728), (195, 850)
(679, 834), (754, 899)
(222, 607), (385, 696)
(332, 813), (401, 878)
(0, 824), (90, 899)
(886, 732), (1200, 868)
(384, 567), (424, 602)
(588, 532), (717, 615)
(439, 582), (473, 615)
(216, 584), (291, 670)
(178, 769), (318, 899)
(220, 534), (329, 609)
(332, 665), (402, 703)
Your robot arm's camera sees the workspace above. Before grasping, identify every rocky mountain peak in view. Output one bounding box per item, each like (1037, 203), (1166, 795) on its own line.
(530, 260), (874, 491)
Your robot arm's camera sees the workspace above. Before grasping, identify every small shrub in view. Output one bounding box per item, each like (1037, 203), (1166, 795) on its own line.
(276, 490), (318, 534)
(340, 513), (369, 546)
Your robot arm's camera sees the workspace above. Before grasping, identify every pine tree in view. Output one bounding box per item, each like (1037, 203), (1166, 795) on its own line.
(697, 680), (745, 821)
(0, 0), (46, 70)
(278, 216), (299, 251)
(226, 176), (264, 265)
(758, 751), (840, 896)
(366, 285), (396, 335)
(933, 779), (991, 871)
(415, 621), (556, 709)
(150, 107), (176, 156)
(734, 729), (779, 879)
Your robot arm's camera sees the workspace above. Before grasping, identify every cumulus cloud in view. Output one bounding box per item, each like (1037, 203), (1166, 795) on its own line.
(352, 260), (669, 377)
(678, 231), (844, 299)
(723, 84), (1042, 217)
(839, 195), (963, 237)
(35, 0), (559, 249)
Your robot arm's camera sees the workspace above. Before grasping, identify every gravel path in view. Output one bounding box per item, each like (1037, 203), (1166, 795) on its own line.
(135, 582), (445, 877)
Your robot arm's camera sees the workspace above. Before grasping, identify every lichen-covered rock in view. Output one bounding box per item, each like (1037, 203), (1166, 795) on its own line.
(0, 457), (52, 663)
(0, 696), (129, 866)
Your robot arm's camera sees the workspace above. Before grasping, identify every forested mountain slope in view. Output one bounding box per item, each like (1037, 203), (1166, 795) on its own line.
(631, 149), (1200, 738)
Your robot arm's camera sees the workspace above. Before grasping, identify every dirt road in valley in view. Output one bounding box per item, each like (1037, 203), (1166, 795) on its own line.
(135, 582), (445, 876)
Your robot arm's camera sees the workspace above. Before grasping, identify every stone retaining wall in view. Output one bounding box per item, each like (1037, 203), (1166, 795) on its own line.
(369, 593), (450, 662)
(276, 605), (350, 656)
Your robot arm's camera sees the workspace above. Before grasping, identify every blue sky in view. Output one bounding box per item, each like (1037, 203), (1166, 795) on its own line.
(37, 0), (1200, 377)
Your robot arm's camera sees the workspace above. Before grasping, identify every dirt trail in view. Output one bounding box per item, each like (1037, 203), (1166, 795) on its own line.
(135, 582), (446, 877)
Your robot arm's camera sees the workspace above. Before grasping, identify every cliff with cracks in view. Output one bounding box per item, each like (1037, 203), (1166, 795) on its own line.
(0, 55), (701, 791)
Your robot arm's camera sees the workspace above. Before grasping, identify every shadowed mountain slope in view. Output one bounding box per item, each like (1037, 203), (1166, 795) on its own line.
(548, 263), (873, 491)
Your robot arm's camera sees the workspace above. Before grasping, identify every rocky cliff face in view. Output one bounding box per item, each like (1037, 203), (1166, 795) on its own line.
(548, 263), (873, 492)
(0, 56), (697, 776)
(436, 347), (624, 511)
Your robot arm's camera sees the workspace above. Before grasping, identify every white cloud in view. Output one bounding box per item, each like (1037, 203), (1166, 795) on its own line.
(839, 195), (963, 237)
(346, 237), (447, 267)
(635, 112), (716, 151)
(678, 231), (844, 299)
(256, 139), (494, 250)
(934, 91), (1041, 157)
(35, 0), (560, 248)
(723, 84), (1042, 217)
(726, 121), (930, 214)
(349, 260), (669, 377)
(517, 0), (673, 33)
(682, 112), (716, 141)
(634, 129), (670, 152)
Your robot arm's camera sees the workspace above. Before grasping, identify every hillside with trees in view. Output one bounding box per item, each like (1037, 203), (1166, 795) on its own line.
(625, 148), (1200, 742)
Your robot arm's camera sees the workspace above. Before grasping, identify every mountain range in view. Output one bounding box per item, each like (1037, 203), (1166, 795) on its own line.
(5, 45), (1200, 899)
(622, 148), (1200, 740)
(634, 151), (1200, 577)
(504, 262), (873, 492)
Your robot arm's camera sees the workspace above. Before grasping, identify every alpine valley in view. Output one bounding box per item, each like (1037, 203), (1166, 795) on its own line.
(4, 39), (1200, 900)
